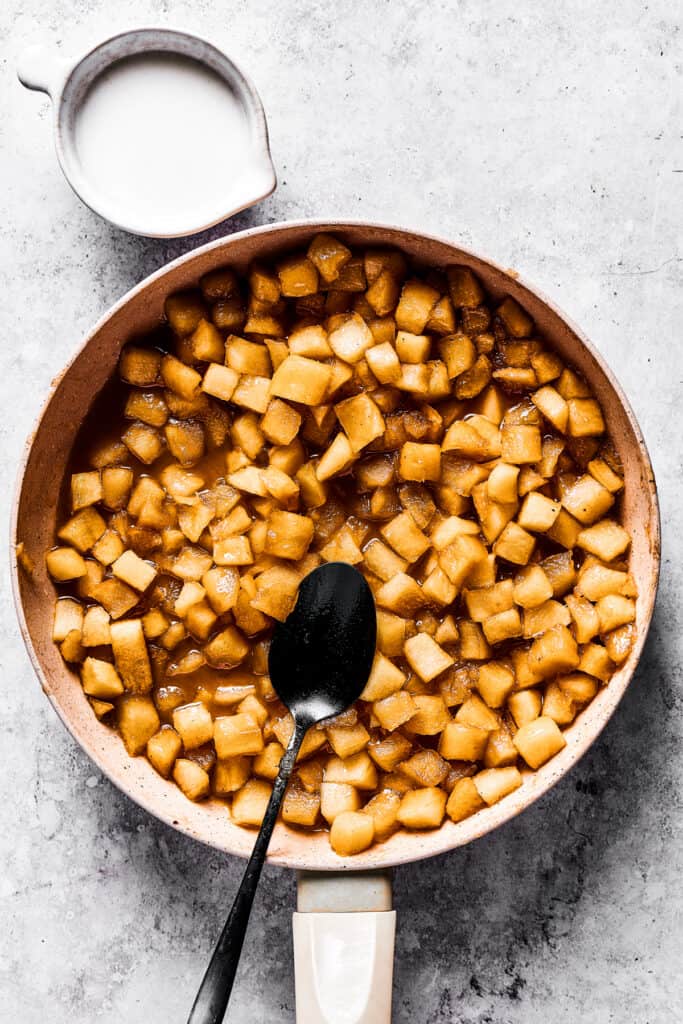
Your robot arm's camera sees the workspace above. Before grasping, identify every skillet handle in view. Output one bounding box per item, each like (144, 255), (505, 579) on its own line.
(293, 871), (395, 1024)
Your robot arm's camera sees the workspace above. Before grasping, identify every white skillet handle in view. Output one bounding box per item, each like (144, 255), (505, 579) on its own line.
(293, 871), (395, 1024)
(17, 44), (71, 97)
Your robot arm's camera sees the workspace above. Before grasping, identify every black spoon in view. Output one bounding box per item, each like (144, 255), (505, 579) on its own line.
(187, 561), (377, 1024)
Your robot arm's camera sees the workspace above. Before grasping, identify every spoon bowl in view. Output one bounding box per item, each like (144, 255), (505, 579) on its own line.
(269, 561), (377, 723)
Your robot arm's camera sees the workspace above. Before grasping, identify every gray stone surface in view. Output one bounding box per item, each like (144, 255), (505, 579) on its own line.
(2, 1), (681, 1021)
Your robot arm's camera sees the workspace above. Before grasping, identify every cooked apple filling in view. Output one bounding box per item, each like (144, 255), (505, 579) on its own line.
(47, 235), (636, 856)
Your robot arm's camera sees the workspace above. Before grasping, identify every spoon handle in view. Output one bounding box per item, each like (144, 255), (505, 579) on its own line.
(187, 717), (309, 1024)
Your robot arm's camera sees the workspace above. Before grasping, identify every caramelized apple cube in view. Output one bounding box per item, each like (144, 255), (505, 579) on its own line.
(320, 781), (362, 823)
(404, 633), (454, 682)
(204, 626), (249, 668)
(118, 695), (160, 756)
(487, 463), (519, 504)
(577, 519), (630, 561)
(559, 673), (600, 708)
(324, 752), (377, 789)
(201, 363), (239, 402)
(465, 579), (514, 622)
(493, 522), (535, 565)
(438, 722), (488, 761)
(263, 510), (314, 560)
(588, 458), (623, 493)
(397, 787), (446, 829)
(160, 354), (201, 401)
(421, 566), (457, 607)
(211, 535), (253, 567)
(474, 766), (522, 805)
(453, 355), (492, 399)
(529, 349), (563, 384)
(595, 594), (635, 634)
(70, 471), (103, 513)
(141, 608), (168, 640)
(381, 512), (430, 563)
(447, 266), (485, 308)
(360, 652), (406, 701)
(146, 726), (182, 778)
(81, 657), (124, 699)
(455, 694), (500, 732)
(522, 600), (570, 638)
(368, 733), (413, 772)
(172, 702), (214, 750)
(91, 529), (125, 567)
(46, 547), (86, 581)
(119, 346), (162, 386)
(529, 624), (579, 679)
(247, 744), (281, 783)
(407, 694), (450, 734)
(270, 354), (332, 405)
(92, 578), (139, 619)
(375, 610), (408, 658)
(483, 723), (524, 766)
(361, 790), (401, 841)
(306, 233), (352, 283)
(58, 508), (107, 552)
(513, 716), (566, 769)
(188, 317), (224, 362)
(277, 254), (319, 296)
(497, 297), (533, 338)
(398, 442), (441, 482)
(325, 721), (371, 760)
(362, 539), (408, 582)
(394, 279), (439, 333)
(458, 620), (492, 660)
(164, 419), (205, 466)
(335, 392), (385, 451)
(214, 712), (263, 758)
(576, 563), (635, 601)
(544, 509), (581, 550)
(82, 605), (111, 646)
(328, 810), (374, 855)
(476, 661), (515, 707)
(517, 493), (561, 532)
(531, 386), (568, 433)
(562, 475), (614, 525)
(165, 291), (206, 335)
(500, 424), (542, 464)
(438, 533), (488, 588)
(328, 312), (374, 364)
(111, 549), (156, 592)
(365, 342), (401, 384)
(511, 565), (551, 609)
(578, 642), (615, 680)
(564, 593), (600, 643)
(110, 619), (153, 693)
(567, 398), (605, 437)
(231, 779), (273, 825)
(282, 786), (320, 828)
(375, 573), (425, 615)
(373, 690), (417, 731)
(101, 467), (134, 510)
(446, 776), (486, 822)
(259, 398), (301, 447)
(399, 749), (448, 788)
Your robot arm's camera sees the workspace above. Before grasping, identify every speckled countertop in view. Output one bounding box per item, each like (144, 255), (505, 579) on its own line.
(2, 2), (681, 1021)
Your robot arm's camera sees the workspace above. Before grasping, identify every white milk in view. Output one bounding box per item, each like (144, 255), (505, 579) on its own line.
(73, 53), (251, 233)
